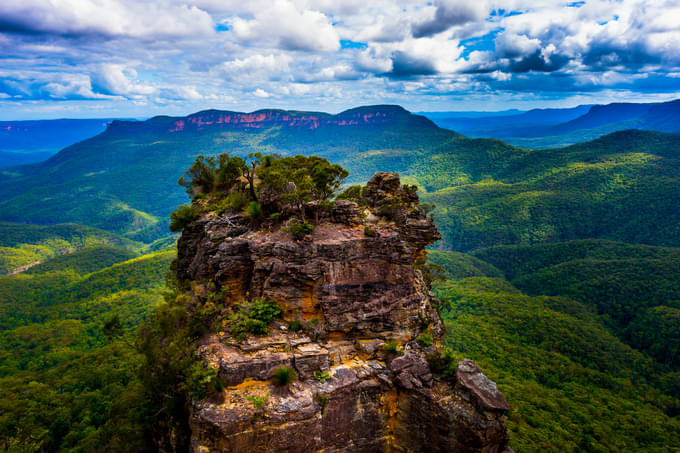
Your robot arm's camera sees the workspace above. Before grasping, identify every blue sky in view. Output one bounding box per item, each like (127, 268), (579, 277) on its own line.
(1, 0), (679, 119)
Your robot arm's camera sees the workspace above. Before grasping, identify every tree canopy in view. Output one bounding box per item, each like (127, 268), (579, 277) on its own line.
(174, 153), (348, 225)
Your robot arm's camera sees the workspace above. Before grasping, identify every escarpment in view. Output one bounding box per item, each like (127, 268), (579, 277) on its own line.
(171, 172), (511, 453)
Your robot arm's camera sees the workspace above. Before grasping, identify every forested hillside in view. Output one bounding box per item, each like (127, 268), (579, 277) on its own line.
(0, 242), (173, 450)
(1, 106), (679, 451)
(426, 98), (680, 148)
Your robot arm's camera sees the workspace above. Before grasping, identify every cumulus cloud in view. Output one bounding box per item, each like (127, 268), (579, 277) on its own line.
(494, 33), (541, 59)
(230, 0), (340, 51)
(42, 76), (101, 99)
(354, 17), (410, 43)
(296, 64), (362, 82)
(213, 54), (292, 81)
(357, 36), (464, 77)
(1, 0), (680, 117)
(92, 64), (156, 98)
(412, 0), (489, 38)
(0, 71), (116, 100)
(0, 0), (214, 39)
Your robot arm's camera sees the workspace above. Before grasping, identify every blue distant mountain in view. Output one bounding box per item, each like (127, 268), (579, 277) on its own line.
(423, 99), (680, 148)
(0, 118), (121, 168)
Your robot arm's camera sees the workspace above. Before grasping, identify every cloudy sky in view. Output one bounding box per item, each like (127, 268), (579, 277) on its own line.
(1, 0), (680, 119)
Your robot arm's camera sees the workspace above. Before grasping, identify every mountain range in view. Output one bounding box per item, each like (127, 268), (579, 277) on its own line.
(0, 119), (117, 169)
(1, 104), (679, 451)
(425, 98), (680, 148)
(2, 105), (679, 249)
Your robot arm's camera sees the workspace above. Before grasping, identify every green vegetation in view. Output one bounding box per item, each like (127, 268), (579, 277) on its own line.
(433, 273), (680, 452)
(287, 320), (303, 332)
(270, 366), (297, 386)
(2, 111), (680, 452)
(421, 131), (680, 250)
(426, 241), (680, 451)
(427, 250), (503, 280)
(512, 257), (680, 326)
(627, 306), (680, 368)
(0, 222), (140, 275)
(472, 239), (680, 281)
(169, 204), (198, 232)
(25, 245), (138, 275)
(0, 243), (173, 451)
(170, 153), (348, 233)
(336, 184), (363, 203)
(244, 201), (263, 219)
(382, 341), (398, 354)
(246, 393), (269, 409)
(416, 331), (434, 347)
(228, 299), (282, 339)
(283, 219), (315, 240)
(363, 224), (378, 237)
(313, 370), (332, 383)
(467, 239), (680, 370)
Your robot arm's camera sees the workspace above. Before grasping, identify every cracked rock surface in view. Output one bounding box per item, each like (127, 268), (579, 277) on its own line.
(174, 173), (511, 453)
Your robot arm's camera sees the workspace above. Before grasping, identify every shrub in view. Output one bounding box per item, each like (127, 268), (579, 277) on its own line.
(245, 201), (263, 218)
(225, 192), (250, 212)
(426, 349), (459, 380)
(229, 299), (282, 338)
(284, 220), (315, 240)
(246, 392), (269, 409)
(382, 341), (399, 353)
(169, 204), (198, 232)
(313, 370), (331, 383)
(287, 320), (303, 332)
(414, 257), (446, 287)
(337, 185), (364, 203)
(417, 331), (434, 347)
(364, 224), (378, 237)
(249, 299), (282, 324)
(271, 366), (297, 386)
(184, 363), (220, 399)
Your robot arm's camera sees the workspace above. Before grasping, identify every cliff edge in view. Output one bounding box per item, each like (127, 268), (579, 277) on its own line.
(171, 172), (511, 452)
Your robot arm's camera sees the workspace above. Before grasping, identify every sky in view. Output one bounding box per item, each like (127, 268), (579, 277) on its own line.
(1, 0), (680, 119)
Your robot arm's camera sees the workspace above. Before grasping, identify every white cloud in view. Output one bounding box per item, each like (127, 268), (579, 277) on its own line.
(297, 64), (361, 82)
(230, 0), (340, 51)
(358, 36), (464, 76)
(412, 0), (490, 38)
(92, 64), (156, 98)
(494, 33), (541, 58)
(214, 54), (293, 81)
(354, 17), (411, 43)
(1, 0), (680, 117)
(0, 0), (215, 39)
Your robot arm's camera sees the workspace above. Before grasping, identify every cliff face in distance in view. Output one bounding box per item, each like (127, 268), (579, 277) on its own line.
(174, 172), (511, 452)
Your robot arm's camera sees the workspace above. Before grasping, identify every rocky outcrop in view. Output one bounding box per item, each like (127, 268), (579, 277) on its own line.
(174, 172), (511, 453)
(107, 105), (439, 135)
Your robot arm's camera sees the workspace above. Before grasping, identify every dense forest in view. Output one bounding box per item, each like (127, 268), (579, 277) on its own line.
(1, 109), (680, 451)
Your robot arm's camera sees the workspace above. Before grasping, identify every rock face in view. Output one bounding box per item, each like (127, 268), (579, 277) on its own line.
(107, 105), (438, 135)
(174, 172), (511, 453)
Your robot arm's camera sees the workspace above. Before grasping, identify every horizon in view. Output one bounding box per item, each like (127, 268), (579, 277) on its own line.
(3, 97), (680, 123)
(2, 0), (680, 120)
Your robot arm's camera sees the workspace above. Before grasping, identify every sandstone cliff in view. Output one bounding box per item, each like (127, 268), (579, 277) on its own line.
(172, 172), (511, 452)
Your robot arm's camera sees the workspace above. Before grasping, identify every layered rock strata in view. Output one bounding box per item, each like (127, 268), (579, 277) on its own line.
(176, 172), (511, 453)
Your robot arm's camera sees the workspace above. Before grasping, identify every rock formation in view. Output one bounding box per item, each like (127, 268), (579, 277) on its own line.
(106, 105), (437, 135)
(173, 172), (511, 452)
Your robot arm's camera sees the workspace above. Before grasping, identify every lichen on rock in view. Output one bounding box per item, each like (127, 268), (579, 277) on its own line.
(167, 171), (511, 453)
